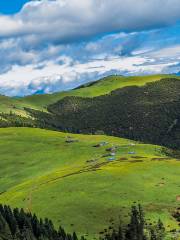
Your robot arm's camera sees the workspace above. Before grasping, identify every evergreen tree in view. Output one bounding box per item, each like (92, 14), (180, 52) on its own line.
(72, 232), (78, 240)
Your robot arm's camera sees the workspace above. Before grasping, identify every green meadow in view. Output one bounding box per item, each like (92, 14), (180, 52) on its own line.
(0, 127), (179, 238)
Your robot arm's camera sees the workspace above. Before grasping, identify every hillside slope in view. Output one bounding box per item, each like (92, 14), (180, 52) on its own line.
(0, 74), (176, 116)
(31, 78), (180, 150)
(0, 128), (179, 238)
(0, 75), (180, 150)
(19, 74), (175, 109)
(0, 95), (32, 116)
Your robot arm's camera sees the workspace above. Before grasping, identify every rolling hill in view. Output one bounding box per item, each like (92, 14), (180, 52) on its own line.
(1, 74), (180, 151)
(20, 74), (174, 109)
(0, 74), (177, 116)
(0, 74), (180, 238)
(0, 128), (179, 238)
(23, 78), (180, 151)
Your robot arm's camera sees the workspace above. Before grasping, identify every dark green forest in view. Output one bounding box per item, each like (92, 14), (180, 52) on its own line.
(0, 204), (79, 240)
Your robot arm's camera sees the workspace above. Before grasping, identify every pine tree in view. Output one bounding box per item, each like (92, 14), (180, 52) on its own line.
(137, 204), (145, 240)
(156, 219), (165, 240)
(0, 212), (13, 240)
(31, 214), (41, 238)
(126, 205), (139, 240)
(4, 205), (17, 235)
(73, 232), (78, 240)
(118, 226), (124, 240)
(58, 226), (67, 239)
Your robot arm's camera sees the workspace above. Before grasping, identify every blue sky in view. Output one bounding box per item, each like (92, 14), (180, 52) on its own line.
(0, 0), (30, 14)
(0, 0), (180, 96)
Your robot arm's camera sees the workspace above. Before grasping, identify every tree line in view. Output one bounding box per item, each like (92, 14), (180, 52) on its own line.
(101, 205), (166, 240)
(0, 204), (81, 240)
(0, 204), (169, 240)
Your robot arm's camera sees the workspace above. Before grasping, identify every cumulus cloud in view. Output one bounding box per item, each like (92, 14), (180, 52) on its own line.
(0, 0), (180, 96)
(0, 50), (178, 96)
(0, 26), (180, 96)
(0, 0), (180, 46)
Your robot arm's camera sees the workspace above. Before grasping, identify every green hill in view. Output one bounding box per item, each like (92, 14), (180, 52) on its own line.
(0, 128), (179, 238)
(0, 75), (179, 139)
(0, 95), (29, 116)
(19, 74), (176, 109)
(0, 74), (176, 116)
(24, 78), (180, 150)
(41, 78), (180, 149)
(0, 75), (179, 238)
(0, 75), (180, 150)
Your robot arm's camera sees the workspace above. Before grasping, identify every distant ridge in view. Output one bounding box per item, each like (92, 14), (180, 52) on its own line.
(0, 74), (176, 115)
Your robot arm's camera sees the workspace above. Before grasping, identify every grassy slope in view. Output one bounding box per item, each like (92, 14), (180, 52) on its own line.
(0, 96), (27, 116)
(0, 95), (42, 116)
(18, 74), (177, 110)
(0, 128), (179, 238)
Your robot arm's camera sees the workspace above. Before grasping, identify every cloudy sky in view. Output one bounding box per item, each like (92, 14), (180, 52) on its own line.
(0, 0), (180, 96)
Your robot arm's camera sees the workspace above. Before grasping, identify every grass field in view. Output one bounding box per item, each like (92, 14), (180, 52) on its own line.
(0, 74), (178, 116)
(0, 127), (179, 238)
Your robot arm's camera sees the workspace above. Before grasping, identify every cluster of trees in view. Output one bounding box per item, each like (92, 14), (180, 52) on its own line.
(0, 204), (169, 240)
(0, 111), (58, 131)
(0, 113), (36, 128)
(0, 204), (79, 240)
(101, 205), (166, 240)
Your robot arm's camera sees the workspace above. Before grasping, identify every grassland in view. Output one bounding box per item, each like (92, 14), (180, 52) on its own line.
(0, 95), (29, 116)
(0, 128), (179, 238)
(0, 74), (177, 116)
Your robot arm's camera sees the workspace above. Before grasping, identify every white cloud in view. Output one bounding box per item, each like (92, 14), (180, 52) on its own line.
(149, 45), (180, 58)
(0, 0), (180, 96)
(0, 52), (177, 96)
(0, 0), (180, 45)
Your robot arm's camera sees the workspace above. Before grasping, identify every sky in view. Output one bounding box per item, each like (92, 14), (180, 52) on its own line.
(0, 0), (180, 96)
(0, 0), (30, 14)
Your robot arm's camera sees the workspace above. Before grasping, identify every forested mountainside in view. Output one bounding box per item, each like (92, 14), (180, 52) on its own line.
(0, 76), (180, 151)
(0, 75), (176, 115)
(25, 78), (180, 150)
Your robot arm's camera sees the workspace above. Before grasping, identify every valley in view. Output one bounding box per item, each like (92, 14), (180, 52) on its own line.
(0, 74), (180, 239)
(0, 128), (179, 238)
